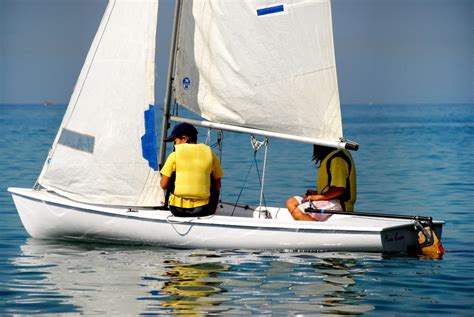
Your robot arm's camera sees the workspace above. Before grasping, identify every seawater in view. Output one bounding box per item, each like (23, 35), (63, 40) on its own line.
(0, 104), (473, 315)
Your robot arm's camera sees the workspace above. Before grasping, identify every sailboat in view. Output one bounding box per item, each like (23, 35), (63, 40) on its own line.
(9, 0), (443, 254)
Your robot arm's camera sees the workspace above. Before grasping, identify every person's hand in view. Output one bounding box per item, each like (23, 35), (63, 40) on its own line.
(307, 194), (323, 201)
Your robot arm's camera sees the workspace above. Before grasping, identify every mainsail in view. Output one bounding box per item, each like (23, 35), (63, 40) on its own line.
(173, 0), (343, 143)
(37, 0), (164, 206)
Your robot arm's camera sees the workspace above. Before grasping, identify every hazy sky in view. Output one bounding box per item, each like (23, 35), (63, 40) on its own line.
(332, 0), (473, 105)
(0, 0), (472, 105)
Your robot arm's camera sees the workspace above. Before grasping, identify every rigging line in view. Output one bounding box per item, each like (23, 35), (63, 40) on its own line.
(206, 129), (225, 207)
(217, 130), (224, 155)
(258, 138), (269, 210)
(209, 130), (224, 152)
(215, 130), (224, 207)
(231, 160), (254, 217)
(203, 129), (224, 158)
(205, 128), (211, 145)
(250, 136), (268, 209)
(253, 145), (268, 210)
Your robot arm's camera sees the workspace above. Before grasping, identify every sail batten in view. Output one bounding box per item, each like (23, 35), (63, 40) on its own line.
(174, 0), (343, 142)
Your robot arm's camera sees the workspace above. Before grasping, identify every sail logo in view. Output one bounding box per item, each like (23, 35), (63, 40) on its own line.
(183, 77), (191, 90)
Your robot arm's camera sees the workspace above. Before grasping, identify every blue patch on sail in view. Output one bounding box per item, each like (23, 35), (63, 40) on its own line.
(58, 128), (95, 153)
(256, 4), (284, 16)
(141, 105), (158, 171)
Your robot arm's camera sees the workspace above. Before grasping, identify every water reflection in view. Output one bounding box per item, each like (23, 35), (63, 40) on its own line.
(9, 239), (166, 315)
(308, 258), (375, 314)
(156, 261), (230, 314)
(7, 239), (376, 315)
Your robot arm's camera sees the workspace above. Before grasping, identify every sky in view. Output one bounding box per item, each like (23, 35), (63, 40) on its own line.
(0, 0), (472, 105)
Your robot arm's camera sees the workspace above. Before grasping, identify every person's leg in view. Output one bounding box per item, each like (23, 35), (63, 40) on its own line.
(195, 204), (214, 217)
(169, 205), (214, 217)
(208, 189), (220, 214)
(169, 205), (188, 217)
(286, 197), (314, 221)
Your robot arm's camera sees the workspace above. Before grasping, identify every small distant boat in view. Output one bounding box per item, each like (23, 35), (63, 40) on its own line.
(9, 0), (444, 255)
(42, 100), (54, 106)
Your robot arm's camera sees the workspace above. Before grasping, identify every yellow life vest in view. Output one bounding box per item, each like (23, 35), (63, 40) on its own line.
(173, 143), (213, 199)
(317, 149), (357, 211)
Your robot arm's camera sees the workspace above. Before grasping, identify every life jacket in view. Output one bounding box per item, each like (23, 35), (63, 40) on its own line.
(318, 149), (356, 211)
(173, 143), (213, 199)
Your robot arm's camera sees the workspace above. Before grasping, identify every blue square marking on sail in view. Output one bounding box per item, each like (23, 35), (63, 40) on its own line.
(141, 105), (158, 171)
(58, 128), (95, 153)
(256, 4), (284, 16)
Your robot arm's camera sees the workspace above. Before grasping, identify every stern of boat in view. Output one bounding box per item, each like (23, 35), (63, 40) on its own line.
(381, 220), (445, 254)
(380, 224), (419, 253)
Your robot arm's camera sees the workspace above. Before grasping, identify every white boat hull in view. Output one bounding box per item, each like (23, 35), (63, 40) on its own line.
(8, 188), (443, 253)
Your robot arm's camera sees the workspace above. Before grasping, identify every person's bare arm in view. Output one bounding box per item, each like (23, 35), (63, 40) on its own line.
(307, 186), (345, 201)
(160, 175), (170, 190)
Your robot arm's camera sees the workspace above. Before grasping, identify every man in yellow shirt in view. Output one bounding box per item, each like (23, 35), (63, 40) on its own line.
(286, 145), (356, 221)
(160, 123), (224, 217)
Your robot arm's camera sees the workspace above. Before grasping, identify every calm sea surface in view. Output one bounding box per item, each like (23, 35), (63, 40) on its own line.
(0, 104), (473, 315)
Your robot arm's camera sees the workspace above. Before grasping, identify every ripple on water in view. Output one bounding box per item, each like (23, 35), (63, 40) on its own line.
(1, 104), (474, 315)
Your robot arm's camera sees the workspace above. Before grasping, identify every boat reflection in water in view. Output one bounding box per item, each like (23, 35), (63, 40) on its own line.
(9, 239), (375, 315)
(154, 261), (230, 314)
(10, 239), (166, 315)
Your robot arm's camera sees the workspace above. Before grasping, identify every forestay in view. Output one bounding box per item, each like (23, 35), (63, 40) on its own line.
(37, 0), (165, 206)
(174, 0), (343, 142)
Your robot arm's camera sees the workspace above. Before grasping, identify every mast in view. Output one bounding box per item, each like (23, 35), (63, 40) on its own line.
(158, 0), (182, 165)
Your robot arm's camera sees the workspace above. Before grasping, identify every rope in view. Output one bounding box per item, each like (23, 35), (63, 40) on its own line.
(207, 129), (224, 154)
(251, 136), (269, 212)
(205, 128), (212, 145)
(258, 138), (269, 210)
(231, 135), (269, 217)
(206, 129), (224, 208)
(231, 161), (253, 216)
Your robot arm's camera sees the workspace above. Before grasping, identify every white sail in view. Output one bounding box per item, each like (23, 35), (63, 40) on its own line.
(174, 0), (343, 142)
(38, 0), (164, 207)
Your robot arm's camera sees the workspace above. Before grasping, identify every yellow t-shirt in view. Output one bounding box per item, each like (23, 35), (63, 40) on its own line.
(160, 144), (224, 208)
